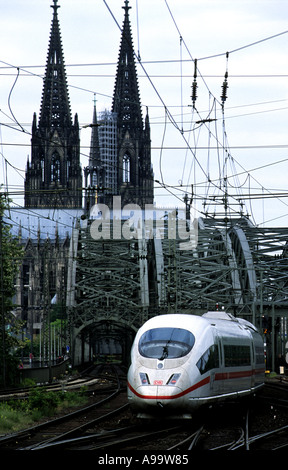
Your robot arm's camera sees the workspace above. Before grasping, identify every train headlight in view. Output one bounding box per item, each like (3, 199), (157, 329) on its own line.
(139, 372), (150, 385)
(167, 373), (181, 385)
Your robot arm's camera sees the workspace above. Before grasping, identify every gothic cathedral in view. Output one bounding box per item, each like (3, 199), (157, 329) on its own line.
(25, 0), (153, 210)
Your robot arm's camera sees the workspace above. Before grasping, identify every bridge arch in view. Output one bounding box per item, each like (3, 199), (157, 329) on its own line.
(67, 215), (288, 373)
(72, 317), (138, 366)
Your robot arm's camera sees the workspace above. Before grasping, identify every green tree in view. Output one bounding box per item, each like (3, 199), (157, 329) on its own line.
(0, 193), (24, 387)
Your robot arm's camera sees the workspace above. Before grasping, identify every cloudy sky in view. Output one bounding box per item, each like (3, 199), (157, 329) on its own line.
(1, 0), (288, 226)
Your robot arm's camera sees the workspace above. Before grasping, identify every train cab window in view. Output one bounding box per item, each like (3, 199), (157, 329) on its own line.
(196, 345), (219, 375)
(139, 327), (195, 360)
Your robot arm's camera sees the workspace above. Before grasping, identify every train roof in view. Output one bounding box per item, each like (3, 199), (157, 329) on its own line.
(135, 314), (206, 336)
(136, 312), (259, 337)
(203, 311), (258, 332)
(203, 311), (238, 321)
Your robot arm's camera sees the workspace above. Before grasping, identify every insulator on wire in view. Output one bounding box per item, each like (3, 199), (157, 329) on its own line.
(191, 59), (198, 107)
(221, 52), (229, 105)
(221, 71), (228, 104)
(192, 81), (198, 107)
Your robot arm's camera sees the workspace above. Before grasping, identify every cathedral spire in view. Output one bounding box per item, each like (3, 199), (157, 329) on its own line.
(51, 0), (60, 12)
(123, 0), (131, 14)
(111, 1), (153, 208)
(25, 1), (82, 209)
(89, 96), (101, 167)
(84, 97), (106, 212)
(38, 0), (71, 130)
(112, 0), (142, 133)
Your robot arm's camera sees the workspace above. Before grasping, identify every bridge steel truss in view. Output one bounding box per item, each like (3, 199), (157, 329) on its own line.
(66, 219), (150, 364)
(66, 216), (288, 369)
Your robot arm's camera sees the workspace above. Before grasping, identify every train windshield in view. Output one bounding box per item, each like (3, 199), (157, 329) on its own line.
(139, 327), (195, 359)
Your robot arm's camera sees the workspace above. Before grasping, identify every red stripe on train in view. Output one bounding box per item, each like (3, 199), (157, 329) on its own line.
(128, 368), (265, 400)
(128, 376), (210, 400)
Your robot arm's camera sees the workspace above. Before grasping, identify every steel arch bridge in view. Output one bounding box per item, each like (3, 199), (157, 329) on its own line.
(66, 214), (288, 368)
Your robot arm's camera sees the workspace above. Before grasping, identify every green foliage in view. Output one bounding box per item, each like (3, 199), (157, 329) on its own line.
(28, 387), (87, 418)
(0, 388), (88, 433)
(0, 193), (24, 313)
(28, 388), (60, 416)
(0, 192), (24, 387)
(0, 402), (34, 433)
(4, 354), (20, 386)
(21, 377), (36, 387)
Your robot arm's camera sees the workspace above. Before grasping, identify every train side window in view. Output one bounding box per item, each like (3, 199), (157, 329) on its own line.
(218, 339), (223, 366)
(224, 344), (251, 367)
(255, 345), (265, 364)
(196, 344), (219, 375)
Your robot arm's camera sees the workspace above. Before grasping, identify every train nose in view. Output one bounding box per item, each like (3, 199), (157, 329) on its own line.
(134, 383), (183, 400)
(139, 372), (182, 387)
(131, 383), (185, 415)
(129, 371), (185, 408)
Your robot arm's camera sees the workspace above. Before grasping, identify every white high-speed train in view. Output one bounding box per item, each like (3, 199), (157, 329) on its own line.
(127, 312), (265, 419)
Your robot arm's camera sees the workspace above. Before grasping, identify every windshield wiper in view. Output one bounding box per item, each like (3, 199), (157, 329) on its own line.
(159, 345), (168, 361)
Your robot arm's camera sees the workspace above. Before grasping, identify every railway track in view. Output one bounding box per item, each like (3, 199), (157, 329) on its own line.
(1, 372), (287, 451)
(0, 365), (115, 402)
(40, 422), (185, 451)
(0, 364), (129, 450)
(191, 381), (288, 451)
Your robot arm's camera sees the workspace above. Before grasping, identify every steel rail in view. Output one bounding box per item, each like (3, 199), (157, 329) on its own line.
(231, 423), (288, 450)
(24, 402), (130, 450)
(82, 425), (183, 451)
(167, 427), (203, 450)
(0, 367), (124, 448)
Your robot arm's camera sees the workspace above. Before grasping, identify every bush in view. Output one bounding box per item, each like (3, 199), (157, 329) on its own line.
(28, 388), (60, 416)
(0, 388), (89, 434)
(56, 390), (87, 410)
(0, 403), (33, 433)
(21, 378), (36, 387)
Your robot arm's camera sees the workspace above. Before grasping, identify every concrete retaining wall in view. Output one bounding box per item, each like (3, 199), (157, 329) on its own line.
(19, 359), (70, 384)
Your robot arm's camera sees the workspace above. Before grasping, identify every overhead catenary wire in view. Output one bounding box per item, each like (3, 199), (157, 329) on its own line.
(1, 1), (288, 227)
(163, 0), (246, 220)
(161, 0), (288, 222)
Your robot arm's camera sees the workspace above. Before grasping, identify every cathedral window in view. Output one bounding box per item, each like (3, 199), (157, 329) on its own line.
(41, 159), (45, 182)
(123, 154), (130, 183)
(51, 153), (60, 182)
